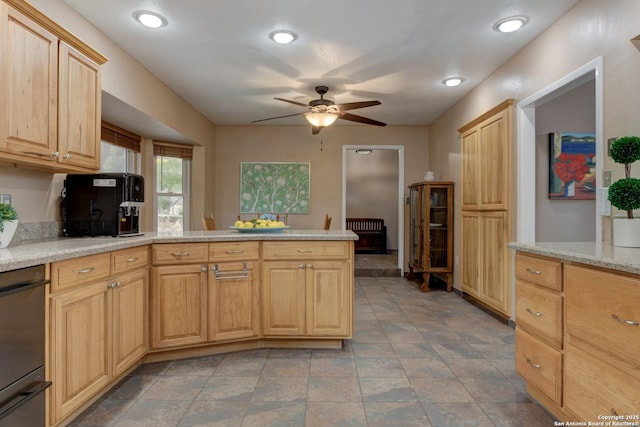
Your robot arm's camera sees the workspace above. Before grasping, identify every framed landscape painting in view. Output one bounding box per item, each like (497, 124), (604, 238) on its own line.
(548, 132), (596, 200)
(240, 162), (310, 213)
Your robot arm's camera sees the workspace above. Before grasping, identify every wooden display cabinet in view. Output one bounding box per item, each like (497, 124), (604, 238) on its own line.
(407, 181), (454, 291)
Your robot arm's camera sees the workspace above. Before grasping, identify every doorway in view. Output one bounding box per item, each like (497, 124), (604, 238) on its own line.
(341, 145), (405, 274)
(516, 57), (603, 243)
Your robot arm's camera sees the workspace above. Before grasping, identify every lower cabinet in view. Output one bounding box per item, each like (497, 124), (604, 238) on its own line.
(49, 249), (148, 425)
(150, 263), (208, 349)
(262, 259), (351, 337)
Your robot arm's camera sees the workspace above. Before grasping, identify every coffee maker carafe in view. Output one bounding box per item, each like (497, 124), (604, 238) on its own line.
(62, 173), (145, 237)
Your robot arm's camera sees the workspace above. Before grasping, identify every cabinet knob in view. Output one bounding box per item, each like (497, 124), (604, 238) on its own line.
(307, 264), (313, 269)
(201, 266), (207, 272)
(51, 151), (60, 159)
(63, 153), (72, 160)
(108, 282), (118, 289)
(298, 264), (305, 269)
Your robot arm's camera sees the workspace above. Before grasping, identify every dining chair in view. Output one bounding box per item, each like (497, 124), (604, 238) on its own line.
(323, 214), (332, 230)
(202, 213), (216, 230)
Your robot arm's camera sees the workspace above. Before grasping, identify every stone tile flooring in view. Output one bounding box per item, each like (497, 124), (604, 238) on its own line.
(70, 276), (557, 427)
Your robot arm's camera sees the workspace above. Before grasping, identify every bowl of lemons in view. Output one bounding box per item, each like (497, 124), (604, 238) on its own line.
(230, 218), (289, 233)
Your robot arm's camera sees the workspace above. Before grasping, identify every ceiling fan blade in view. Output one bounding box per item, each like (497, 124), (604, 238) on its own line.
(251, 112), (304, 123)
(335, 100), (381, 111)
(339, 112), (387, 127)
(274, 98), (309, 108)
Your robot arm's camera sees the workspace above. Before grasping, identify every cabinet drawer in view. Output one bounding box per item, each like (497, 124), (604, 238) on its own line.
(209, 242), (259, 262)
(565, 264), (640, 365)
(152, 243), (208, 265)
(112, 246), (149, 275)
(515, 328), (562, 405)
(51, 252), (111, 292)
(263, 241), (350, 260)
(565, 343), (640, 421)
(515, 280), (562, 349)
(515, 253), (562, 291)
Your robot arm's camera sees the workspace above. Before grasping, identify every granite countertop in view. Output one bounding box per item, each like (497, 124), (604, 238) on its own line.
(0, 230), (358, 272)
(508, 241), (640, 276)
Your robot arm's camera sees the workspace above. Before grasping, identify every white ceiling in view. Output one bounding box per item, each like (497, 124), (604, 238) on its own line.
(65, 0), (579, 137)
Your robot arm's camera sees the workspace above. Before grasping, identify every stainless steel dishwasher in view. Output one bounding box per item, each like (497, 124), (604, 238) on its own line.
(0, 265), (51, 427)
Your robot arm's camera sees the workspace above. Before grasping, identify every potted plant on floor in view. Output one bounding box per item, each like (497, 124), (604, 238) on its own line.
(0, 203), (18, 248)
(608, 135), (640, 247)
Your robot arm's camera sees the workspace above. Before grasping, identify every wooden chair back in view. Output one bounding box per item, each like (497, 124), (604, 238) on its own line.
(323, 214), (332, 230)
(202, 213), (216, 230)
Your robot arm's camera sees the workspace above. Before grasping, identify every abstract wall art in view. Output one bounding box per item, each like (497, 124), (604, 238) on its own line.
(548, 132), (596, 200)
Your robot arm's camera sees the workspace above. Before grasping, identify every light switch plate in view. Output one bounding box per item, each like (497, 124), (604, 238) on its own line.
(597, 187), (611, 216)
(0, 194), (11, 205)
(603, 171), (612, 187)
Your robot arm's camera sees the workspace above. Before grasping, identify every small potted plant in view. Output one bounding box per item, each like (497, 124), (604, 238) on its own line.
(608, 135), (640, 247)
(0, 204), (18, 248)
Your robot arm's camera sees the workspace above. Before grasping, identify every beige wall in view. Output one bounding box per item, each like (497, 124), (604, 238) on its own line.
(429, 0), (640, 289)
(214, 125), (429, 250)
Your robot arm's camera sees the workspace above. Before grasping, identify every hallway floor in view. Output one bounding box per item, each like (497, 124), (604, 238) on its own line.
(70, 277), (556, 427)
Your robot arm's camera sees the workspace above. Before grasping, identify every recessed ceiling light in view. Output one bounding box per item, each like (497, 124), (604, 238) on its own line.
(134, 10), (168, 29)
(442, 77), (464, 87)
(269, 30), (298, 44)
(494, 16), (528, 33)
(355, 149), (373, 155)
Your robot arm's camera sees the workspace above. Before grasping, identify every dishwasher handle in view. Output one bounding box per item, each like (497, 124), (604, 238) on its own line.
(0, 380), (51, 421)
(0, 279), (49, 298)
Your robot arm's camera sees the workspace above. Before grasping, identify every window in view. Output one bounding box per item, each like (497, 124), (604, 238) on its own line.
(100, 122), (141, 173)
(154, 142), (192, 232)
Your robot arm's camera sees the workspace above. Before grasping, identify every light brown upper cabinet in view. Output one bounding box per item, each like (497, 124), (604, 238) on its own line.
(459, 100), (514, 211)
(0, 0), (107, 172)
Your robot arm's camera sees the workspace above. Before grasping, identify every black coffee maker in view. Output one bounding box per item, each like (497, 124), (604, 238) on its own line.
(62, 173), (145, 237)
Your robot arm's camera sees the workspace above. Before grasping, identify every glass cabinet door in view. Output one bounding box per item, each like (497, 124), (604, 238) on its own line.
(428, 186), (449, 269)
(409, 185), (423, 267)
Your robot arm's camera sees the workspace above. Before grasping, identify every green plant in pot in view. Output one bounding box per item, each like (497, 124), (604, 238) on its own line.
(608, 135), (640, 247)
(0, 203), (19, 248)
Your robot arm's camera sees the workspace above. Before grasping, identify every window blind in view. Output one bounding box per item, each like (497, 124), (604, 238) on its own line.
(153, 141), (193, 160)
(101, 121), (141, 152)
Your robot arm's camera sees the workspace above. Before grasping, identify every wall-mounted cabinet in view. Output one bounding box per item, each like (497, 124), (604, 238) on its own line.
(407, 181), (454, 291)
(0, 0), (106, 172)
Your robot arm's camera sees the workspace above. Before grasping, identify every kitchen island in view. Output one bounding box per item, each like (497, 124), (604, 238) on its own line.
(1, 230), (357, 427)
(509, 242), (640, 423)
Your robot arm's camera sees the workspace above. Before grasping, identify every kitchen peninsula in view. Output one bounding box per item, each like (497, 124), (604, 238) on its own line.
(509, 242), (640, 423)
(1, 230), (357, 426)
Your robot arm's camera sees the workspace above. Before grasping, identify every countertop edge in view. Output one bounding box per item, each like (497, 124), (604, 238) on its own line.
(0, 230), (358, 272)
(509, 242), (640, 276)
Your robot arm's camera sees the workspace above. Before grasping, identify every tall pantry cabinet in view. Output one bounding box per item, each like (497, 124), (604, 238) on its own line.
(459, 100), (514, 318)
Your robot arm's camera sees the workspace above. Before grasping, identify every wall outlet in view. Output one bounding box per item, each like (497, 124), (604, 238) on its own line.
(0, 194), (11, 205)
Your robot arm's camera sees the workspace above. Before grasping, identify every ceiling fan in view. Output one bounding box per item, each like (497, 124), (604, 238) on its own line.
(252, 86), (386, 134)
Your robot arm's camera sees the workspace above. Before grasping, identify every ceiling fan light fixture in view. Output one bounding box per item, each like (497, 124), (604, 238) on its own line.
(355, 149), (373, 155)
(305, 112), (338, 127)
(494, 16), (528, 33)
(134, 10), (168, 29)
(443, 77), (464, 87)
(269, 30), (298, 44)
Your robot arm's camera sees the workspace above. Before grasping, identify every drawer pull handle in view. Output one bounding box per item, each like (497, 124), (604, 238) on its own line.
(77, 267), (95, 274)
(226, 250), (244, 254)
(297, 249), (315, 253)
(126, 257), (138, 262)
(525, 357), (541, 369)
(526, 268), (541, 275)
(526, 308), (542, 317)
(171, 252), (190, 257)
(611, 314), (639, 326)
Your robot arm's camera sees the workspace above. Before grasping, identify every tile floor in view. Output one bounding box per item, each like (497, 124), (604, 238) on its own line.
(70, 275), (557, 427)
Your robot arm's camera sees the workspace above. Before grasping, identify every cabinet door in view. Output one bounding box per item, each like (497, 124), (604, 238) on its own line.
(408, 185), (424, 268)
(478, 111), (509, 209)
(50, 281), (110, 424)
(150, 264), (207, 349)
(0, 3), (58, 162)
(112, 269), (148, 377)
(461, 129), (478, 209)
(262, 261), (305, 336)
(57, 41), (101, 170)
(208, 261), (260, 341)
(461, 212), (480, 296)
(480, 211), (510, 314)
(306, 260), (352, 337)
